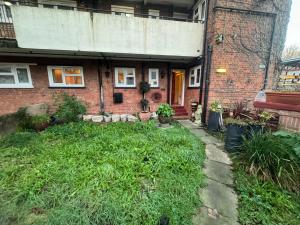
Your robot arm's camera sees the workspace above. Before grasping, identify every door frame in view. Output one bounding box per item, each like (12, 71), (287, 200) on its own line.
(169, 69), (186, 106)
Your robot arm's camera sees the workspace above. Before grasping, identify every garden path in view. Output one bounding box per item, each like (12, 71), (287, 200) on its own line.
(178, 120), (239, 225)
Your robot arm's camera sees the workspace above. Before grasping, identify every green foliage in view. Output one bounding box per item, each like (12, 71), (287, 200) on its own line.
(0, 122), (205, 225)
(241, 132), (300, 192)
(209, 100), (222, 112)
(55, 93), (86, 123)
(234, 165), (300, 225)
(274, 130), (300, 159)
(156, 104), (174, 118)
(15, 107), (34, 131)
(31, 115), (50, 126)
(139, 81), (151, 94)
(258, 111), (273, 124)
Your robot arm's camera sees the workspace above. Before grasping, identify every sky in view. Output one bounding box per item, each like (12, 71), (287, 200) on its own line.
(285, 0), (300, 47)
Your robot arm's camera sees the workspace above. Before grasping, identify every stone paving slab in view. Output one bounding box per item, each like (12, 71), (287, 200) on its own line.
(204, 160), (234, 186)
(205, 144), (232, 165)
(200, 178), (238, 219)
(178, 120), (239, 225)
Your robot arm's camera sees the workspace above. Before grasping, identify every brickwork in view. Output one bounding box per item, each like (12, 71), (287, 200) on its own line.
(205, 0), (292, 111)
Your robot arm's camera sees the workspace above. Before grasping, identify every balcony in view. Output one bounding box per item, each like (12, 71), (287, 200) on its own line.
(8, 4), (205, 59)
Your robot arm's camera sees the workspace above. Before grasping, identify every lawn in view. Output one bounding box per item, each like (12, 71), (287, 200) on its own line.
(0, 121), (205, 225)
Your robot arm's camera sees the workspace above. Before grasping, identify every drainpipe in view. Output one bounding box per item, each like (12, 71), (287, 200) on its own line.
(202, 45), (213, 124)
(167, 62), (171, 104)
(263, 14), (277, 90)
(199, 0), (210, 106)
(97, 59), (104, 113)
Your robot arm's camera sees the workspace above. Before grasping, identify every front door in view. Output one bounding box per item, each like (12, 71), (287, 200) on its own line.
(171, 69), (185, 106)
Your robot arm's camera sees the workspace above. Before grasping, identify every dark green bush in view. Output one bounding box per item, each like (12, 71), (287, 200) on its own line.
(55, 93), (86, 123)
(15, 107), (34, 131)
(241, 132), (300, 193)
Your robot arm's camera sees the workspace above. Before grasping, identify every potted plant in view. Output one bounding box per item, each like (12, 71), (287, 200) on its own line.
(224, 101), (248, 152)
(246, 110), (273, 136)
(207, 101), (223, 131)
(156, 104), (174, 124)
(139, 81), (152, 121)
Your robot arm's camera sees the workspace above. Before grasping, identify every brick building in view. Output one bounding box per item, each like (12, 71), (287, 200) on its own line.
(0, 0), (292, 123)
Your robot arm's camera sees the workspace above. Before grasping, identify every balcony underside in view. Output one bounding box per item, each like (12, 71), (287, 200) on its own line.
(11, 6), (204, 58)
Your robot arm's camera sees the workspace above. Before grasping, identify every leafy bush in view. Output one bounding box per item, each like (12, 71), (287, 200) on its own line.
(15, 107), (34, 131)
(241, 132), (300, 192)
(274, 130), (300, 159)
(209, 100), (222, 112)
(156, 104), (174, 118)
(55, 93), (86, 123)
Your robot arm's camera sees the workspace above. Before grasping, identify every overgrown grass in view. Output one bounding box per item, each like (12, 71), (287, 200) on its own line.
(234, 165), (300, 225)
(0, 121), (205, 225)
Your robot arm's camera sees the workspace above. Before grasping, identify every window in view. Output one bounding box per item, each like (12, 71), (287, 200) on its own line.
(0, 4), (12, 23)
(115, 67), (136, 87)
(111, 5), (134, 17)
(38, 0), (76, 10)
(47, 66), (84, 87)
(189, 66), (201, 87)
(149, 68), (159, 87)
(193, 0), (206, 21)
(148, 9), (159, 19)
(0, 64), (33, 88)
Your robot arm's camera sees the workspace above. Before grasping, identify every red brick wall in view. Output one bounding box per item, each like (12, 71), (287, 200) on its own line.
(0, 58), (100, 115)
(103, 61), (168, 114)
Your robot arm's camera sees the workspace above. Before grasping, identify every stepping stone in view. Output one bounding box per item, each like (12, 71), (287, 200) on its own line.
(193, 207), (239, 225)
(205, 144), (232, 165)
(204, 160), (234, 186)
(200, 179), (238, 219)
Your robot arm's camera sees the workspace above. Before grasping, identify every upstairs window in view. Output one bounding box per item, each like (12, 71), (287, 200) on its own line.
(38, 0), (76, 10)
(148, 9), (159, 19)
(149, 68), (159, 87)
(0, 4), (12, 23)
(193, 0), (206, 21)
(111, 5), (134, 17)
(0, 64), (33, 88)
(189, 66), (201, 87)
(47, 66), (84, 87)
(200, 0), (206, 20)
(115, 67), (136, 88)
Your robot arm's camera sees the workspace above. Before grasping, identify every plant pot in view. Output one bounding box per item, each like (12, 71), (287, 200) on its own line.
(246, 124), (264, 138)
(207, 111), (221, 131)
(158, 116), (172, 124)
(225, 124), (247, 152)
(139, 112), (152, 122)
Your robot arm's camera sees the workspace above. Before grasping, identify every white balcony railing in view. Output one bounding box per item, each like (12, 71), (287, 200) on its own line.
(11, 5), (205, 57)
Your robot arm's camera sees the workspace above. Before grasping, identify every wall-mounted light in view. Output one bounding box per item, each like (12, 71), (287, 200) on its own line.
(4, 1), (13, 6)
(216, 68), (227, 74)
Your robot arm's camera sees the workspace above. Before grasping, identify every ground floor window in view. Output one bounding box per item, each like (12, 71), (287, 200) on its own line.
(149, 68), (159, 87)
(189, 65), (201, 87)
(0, 64), (33, 88)
(115, 67), (136, 88)
(47, 66), (84, 87)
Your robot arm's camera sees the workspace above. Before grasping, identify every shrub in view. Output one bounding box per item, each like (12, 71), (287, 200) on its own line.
(209, 100), (222, 112)
(55, 93), (86, 123)
(241, 132), (300, 193)
(32, 115), (50, 131)
(156, 104), (174, 118)
(15, 107), (34, 131)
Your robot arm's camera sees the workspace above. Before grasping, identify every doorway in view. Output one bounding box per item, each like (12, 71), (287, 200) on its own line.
(171, 69), (185, 106)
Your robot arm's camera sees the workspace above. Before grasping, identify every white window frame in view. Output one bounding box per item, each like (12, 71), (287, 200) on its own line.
(111, 5), (134, 17)
(38, 0), (77, 10)
(193, 0), (206, 21)
(47, 66), (85, 88)
(189, 65), (201, 87)
(148, 68), (159, 88)
(0, 4), (12, 23)
(0, 63), (33, 88)
(114, 67), (136, 88)
(148, 9), (159, 19)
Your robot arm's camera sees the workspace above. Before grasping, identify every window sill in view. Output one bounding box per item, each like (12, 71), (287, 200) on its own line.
(188, 86), (200, 89)
(114, 86), (136, 89)
(0, 85), (34, 89)
(48, 86), (86, 89)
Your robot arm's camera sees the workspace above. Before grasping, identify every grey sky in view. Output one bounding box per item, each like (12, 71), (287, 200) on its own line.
(285, 0), (300, 47)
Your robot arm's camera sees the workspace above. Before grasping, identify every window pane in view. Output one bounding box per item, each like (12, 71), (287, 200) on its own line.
(151, 71), (157, 80)
(17, 68), (29, 83)
(0, 75), (15, 84)
(65, 76), (82, 85)
(52, 69), (63, 83)
(126, 77), (134, 85)
(0, 67), (12, 73)
(191, 69), (194, 75)
(127, 68), (134, 76)
(118, 71), (125, 84)
(190, 76), (195, 85)
(64, 68), (81, 74)
(196, 69), (201, 83)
